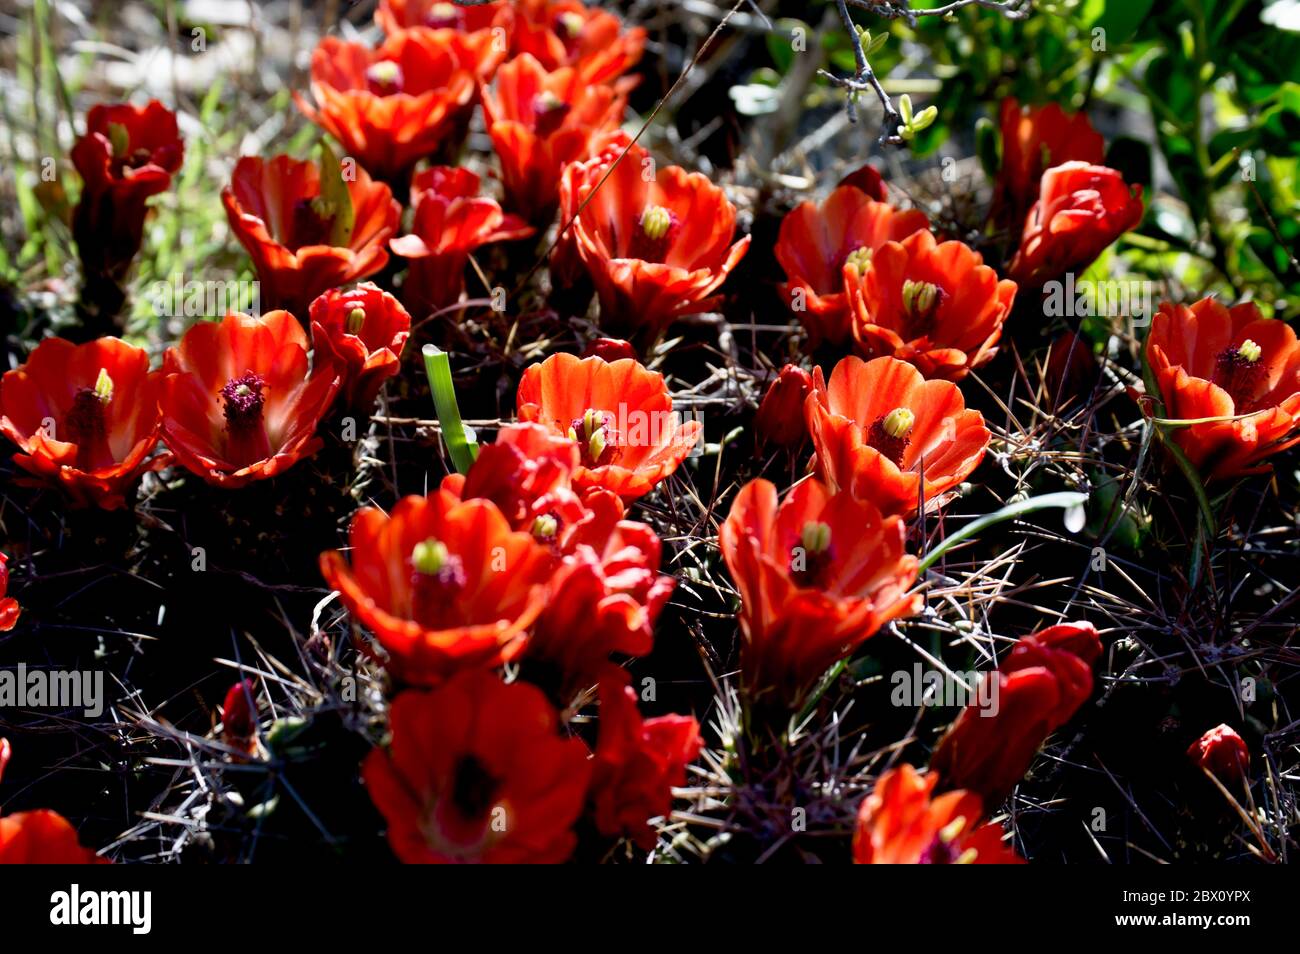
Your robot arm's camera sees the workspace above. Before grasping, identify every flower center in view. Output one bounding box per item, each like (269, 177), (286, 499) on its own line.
(65, 368), (114, 469)
(288, 196), (336, 250)
(450, 755), (500, 821)
(556, 10), (586, 41)
(792, 520), (834, 588)
(221, 372), (267, 426)
(1214, 339), (1266, 410)
(532, 90), (571, 137)
(346, 306), (367, 335)
(531, 513), (559, 542)
(365, 60), (404, 94)
(424, 1), (461, 27)
(919, 815), (978, 865)
(567, 407), (619, 468)
(629, 205), (678, 263)
(901, 279), (942, 339)
(844, 245), (874, 273)
(867, 407), (914, 467)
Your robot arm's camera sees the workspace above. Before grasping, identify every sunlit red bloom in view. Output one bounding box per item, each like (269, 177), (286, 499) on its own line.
(0, 553), (19, 632)
(363, 674), (591, 863)
(439, 422), (672, 697)
(516, 352), (701, 500)
(528, 492), (674, 697)
(1146, 298), (1300, 480)
(309, 283), (411, 411)
(591, 670), (701, 849)
(160, 311), (339, 487)
(220, 679), (259, 759)
(560, 132), (750, 342)
(222, 154), (399, 317)
(71, 100), (183, 280)
(390, 166), (533, 318)
(319, 491), (554, 686)
(376, 0), (507, 54)
(718, 478), (921, 709)
(853, 764), (1022, 864)
(295, 30), (491, 183)
(482, 53), (626, 224)
(509, 0), (645, 87)
(0, 738), (108, 864)
(991, 97), (1104, 235)
(847, 229), (1016, 380)
(931, 622), (1101, 807)
(0, 337), (165, 509)
(805, 356), (989, 517)
(755, 364), (813, 449)
(1187, 724), (1250, 786)
(441, 423), (588, 535)
(1008, 161), (1143, 289)
(775, 186), (929, 346)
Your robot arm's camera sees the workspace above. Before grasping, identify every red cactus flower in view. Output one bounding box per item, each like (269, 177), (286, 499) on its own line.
(847, 229), (1017, 380)
(295, 29), (491, 183)
(309, 283), (411, 411)
(718, 477), (921, 709)
(991, 97), (1104, 235)
(526, 491), (675, 698)
(441, 423), (588, 535)
(482, 53), (626, 224)
(560, 131), (750, 343)
(0, 738), (108, 864)
(377, 0), (507, 52)
(220, 679), (259, 759)
(1146, 297), (1300, 480)
(390, 166), (533, 318)
(853, 764), (1022, 864)
(1008, 161), (1143, 289)
(755, 364), (813, 449)
(363, 675), (591, 863)
(930, 621), (1101, 807)
(775, 186), (929, 346)
(319, 491), (555, 686)
(509, 0), (646, 87)
(805, 356), (990, 517)
(516, 352), (702, 500)
(591, 670), (702, 849)
(222, 154), (400, 317)
(1187, 724), (1250, 787)
(0, 337), (166, 509)
(442, 422), (674, 698)
(159, 311), (340, 487)
(71, 100), (183, 280)
(0, 553), (19, 632)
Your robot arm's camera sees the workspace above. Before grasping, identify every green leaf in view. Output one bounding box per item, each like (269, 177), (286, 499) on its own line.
(317, 141), (355, 248)
(917, 492), (1090, 573)
(423, 345), (480, 475)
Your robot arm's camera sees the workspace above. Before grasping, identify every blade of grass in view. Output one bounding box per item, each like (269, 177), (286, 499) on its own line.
(422, 344), (479, 474)
(917, 491), (1088, 573)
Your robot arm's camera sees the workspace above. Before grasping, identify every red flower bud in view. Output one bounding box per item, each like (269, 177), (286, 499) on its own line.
(755, 364), (813, 448)
(71, 100), (183, 281)
(836, 163), (887, 202)
(581, 338), (637, 362)
(221, 679), (259, 758)
(1187, 724), (1250, 786)
(931, 621), (1101, 807)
